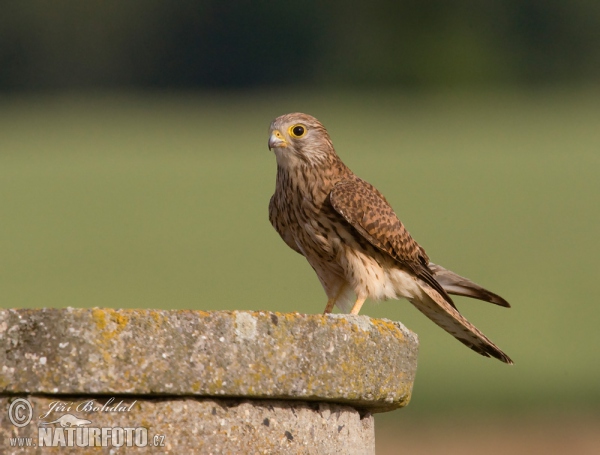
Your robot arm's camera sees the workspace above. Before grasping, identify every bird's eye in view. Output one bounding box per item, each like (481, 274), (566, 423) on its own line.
(289, 124), (306, 138)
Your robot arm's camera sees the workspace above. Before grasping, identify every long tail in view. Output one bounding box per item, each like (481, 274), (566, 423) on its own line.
(429, 262), (510, 308)
(412, 279), (513, 364)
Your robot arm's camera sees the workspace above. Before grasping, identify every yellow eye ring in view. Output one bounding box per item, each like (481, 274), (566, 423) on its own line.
(289, 124), (307, 138)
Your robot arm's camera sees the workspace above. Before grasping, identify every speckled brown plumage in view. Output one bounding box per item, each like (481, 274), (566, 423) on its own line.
(267, 113), (512, 364)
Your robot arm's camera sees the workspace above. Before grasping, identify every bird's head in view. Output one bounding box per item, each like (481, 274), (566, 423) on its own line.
(268, 113), (336, 167)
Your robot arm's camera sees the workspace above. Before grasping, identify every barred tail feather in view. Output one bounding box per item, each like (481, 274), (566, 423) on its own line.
(429, 262), (510, 308)
(413, 280), (513, 364)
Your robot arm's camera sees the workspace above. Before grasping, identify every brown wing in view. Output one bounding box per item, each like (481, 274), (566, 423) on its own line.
(329, 179), (455, 308)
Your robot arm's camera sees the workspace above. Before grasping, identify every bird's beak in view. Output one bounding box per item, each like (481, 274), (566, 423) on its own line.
(268, 130), (287, 150)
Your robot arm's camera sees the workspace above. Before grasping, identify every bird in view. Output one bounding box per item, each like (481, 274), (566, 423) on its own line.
(267, 112), (513, 364)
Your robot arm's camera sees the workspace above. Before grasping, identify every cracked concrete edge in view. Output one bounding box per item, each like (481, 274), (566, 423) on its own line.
(0, 308), (418, 412)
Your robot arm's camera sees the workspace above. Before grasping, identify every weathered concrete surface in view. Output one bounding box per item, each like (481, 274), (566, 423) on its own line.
(0, 309), (418, 412)
(1, 396), (374, 455)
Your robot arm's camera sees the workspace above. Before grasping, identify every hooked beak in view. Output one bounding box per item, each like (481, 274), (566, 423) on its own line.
(268, 130), (287, 150)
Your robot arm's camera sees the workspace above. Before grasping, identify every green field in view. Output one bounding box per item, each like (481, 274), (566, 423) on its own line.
(1, 89), (599, 423)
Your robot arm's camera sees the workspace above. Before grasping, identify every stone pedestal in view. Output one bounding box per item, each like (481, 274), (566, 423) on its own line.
(0, 309), (418, 454)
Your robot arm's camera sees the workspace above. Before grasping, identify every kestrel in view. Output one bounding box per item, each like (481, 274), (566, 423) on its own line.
(268, 113), (512, 364)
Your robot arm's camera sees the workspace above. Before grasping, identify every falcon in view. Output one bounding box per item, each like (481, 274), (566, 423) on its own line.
(268, 112), (513, 364)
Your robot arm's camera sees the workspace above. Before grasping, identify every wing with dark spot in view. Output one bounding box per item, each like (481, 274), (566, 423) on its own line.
(329, 179), (455, 308)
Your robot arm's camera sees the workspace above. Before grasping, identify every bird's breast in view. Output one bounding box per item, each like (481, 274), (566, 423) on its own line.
(273, 166), (350, 265)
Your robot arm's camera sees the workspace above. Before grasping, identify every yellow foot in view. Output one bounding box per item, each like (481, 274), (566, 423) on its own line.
(349, 296), (367, 315)
(323, 286), (348, 314)
(323, 297), (336, 314)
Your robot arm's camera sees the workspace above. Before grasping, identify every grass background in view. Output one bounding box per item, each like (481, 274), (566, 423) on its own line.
(1, 88), (599, 450)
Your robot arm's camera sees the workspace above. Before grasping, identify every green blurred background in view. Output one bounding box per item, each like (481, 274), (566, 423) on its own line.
(2, 2), (599, 453)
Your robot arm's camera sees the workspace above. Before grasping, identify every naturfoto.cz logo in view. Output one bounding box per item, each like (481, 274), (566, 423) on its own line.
(7, 398), (166, 448)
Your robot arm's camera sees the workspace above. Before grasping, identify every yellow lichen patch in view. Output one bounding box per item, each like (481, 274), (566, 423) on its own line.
(92, 308), (107, 330)
(90, 309), (131, 356)
(188, 309), (211, 318)
(110, 310), (130, 331)
(370, 318), (404, 339)
(149, 310), (168, 326)
(269, 311), (286, 318)
(282, 313), (299, 323)
(333, 319), (360, 333)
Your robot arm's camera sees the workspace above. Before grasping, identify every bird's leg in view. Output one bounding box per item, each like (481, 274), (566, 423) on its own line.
(323, 297), (336, 314)
(350, 296), (367, 315)
(323, 285), (346, 314)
